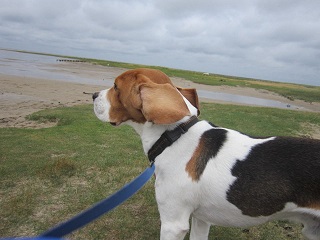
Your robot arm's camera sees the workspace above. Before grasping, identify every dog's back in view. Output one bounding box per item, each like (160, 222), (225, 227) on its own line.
(190, 126), (320, 239)
(227, 136), (320, 217)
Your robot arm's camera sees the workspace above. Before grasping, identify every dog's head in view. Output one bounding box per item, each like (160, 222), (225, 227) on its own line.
(93, 68), (200, 126)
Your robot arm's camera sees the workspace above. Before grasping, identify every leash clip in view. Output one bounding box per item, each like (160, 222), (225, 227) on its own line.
(150, 160), (155, 167)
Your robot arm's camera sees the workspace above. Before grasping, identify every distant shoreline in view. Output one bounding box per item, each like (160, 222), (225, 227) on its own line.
(2, 48), (320, 88)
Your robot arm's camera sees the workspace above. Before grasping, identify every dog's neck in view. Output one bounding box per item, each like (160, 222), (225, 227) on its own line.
(126, 116), (193, 154)
(126, 96), (198, 156)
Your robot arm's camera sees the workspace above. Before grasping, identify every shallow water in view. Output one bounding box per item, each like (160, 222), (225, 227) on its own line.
(0, 49), (114, 86)
(197, 90), (296, 109)
(0, 49), (301, 109)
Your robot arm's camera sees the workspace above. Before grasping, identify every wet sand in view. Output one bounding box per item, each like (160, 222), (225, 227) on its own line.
(0, 62), (319, 128)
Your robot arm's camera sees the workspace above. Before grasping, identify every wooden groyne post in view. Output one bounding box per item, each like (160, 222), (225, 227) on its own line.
(56, 59), (85, 62)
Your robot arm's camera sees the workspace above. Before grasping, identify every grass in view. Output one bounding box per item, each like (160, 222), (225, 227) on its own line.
(6, 49), (320, 103)
(1, 103), (319, 239)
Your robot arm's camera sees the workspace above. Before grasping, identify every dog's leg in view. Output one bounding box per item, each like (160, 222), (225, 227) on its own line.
(190, 216), (210, 240)
(158, 206), (191, 240)
(160, 222), (189, 240)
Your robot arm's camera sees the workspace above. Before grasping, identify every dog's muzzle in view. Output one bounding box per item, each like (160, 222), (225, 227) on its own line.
(93, 89), (110, 122)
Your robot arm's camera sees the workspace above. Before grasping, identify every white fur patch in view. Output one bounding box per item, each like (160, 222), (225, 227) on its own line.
(93, 89), (110, 122)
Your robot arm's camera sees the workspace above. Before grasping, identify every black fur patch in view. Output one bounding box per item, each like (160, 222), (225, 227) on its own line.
(227, 137), (320, 217)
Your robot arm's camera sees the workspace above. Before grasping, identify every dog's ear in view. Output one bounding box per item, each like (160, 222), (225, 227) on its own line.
(132, 75), (191, 124)
(177, 87), (200, 116)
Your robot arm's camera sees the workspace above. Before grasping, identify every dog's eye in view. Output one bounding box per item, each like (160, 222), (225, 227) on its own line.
(114, 83), (118, 90)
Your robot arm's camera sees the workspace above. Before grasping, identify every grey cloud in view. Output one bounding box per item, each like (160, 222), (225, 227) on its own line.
(0, 0), (319, 85)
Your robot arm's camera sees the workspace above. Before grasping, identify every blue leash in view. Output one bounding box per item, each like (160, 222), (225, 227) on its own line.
(2, 164), (155, 240)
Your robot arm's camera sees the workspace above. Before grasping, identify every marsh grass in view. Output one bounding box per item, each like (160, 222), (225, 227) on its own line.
(1, 104), (319, 239)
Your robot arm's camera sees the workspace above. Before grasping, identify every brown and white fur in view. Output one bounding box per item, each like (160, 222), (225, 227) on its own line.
(93, 68), (320, 240)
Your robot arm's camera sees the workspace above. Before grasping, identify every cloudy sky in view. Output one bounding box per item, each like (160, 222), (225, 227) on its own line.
(1, 0), (320, 86)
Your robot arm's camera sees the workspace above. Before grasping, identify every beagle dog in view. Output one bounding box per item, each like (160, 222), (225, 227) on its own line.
(93, 68), (320, 240)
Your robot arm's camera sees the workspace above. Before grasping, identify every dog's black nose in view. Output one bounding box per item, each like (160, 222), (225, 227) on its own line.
(92, 92), (99, 101)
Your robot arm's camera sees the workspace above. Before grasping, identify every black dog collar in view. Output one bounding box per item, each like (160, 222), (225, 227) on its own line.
(148, 116), (199, 164)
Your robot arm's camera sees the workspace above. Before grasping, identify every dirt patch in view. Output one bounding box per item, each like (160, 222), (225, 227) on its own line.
(0, 74), (102, 128)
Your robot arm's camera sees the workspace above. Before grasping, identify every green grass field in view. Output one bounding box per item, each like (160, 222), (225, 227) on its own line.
(1, 103), (319, 239)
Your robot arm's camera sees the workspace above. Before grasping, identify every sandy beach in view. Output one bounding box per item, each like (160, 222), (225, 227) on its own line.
(0, 61), (319, 128)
